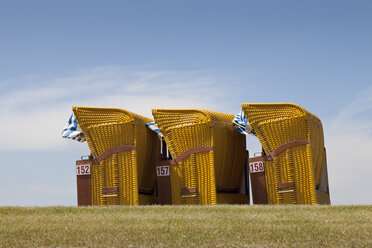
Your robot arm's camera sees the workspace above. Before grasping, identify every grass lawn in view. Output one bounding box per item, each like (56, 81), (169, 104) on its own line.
(0, 205), (371, 247)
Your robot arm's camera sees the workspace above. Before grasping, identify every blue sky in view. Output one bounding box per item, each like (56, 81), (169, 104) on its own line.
(0, 1), (371, 205)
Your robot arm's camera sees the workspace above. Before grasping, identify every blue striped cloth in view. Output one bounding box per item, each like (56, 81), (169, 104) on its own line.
(145, 122), (163, 137)
(232, 110), (256, 136)
(62, 113), (86, 142)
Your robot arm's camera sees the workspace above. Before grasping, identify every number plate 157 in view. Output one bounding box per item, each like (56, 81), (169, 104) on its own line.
(156, 166), (170, 176)
(76, 164), (90, 175)
(249, 161), (264, 173)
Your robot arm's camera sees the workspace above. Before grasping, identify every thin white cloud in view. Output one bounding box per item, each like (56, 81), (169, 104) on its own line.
(325, 85), (372, 204)
(0, 66), (236, 151)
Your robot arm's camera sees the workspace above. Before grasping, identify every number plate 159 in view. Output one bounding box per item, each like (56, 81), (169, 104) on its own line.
(249, 161), (264, 173)
(76, 164), (90, 175)
(156, 166), (170, 176)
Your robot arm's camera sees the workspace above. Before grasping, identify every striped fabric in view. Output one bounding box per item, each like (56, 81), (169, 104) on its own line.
(62, 113), (86, 142)
(145, 122), (163, 137)
(232, 110), (256, 136)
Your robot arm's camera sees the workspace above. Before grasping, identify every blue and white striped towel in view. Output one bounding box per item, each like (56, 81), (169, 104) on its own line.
(232, 110), (256, 136)
(62, 113), (86, 142)
(145, 122), (163, 137)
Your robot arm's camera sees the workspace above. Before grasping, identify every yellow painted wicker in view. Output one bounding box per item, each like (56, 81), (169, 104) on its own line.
(152, 109), (248, 205)
(241, 103), (330, 205)
(73, 106), (159, 206)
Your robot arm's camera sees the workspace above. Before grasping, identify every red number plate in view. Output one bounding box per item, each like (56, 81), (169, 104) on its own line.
(156, 166), (170, 176)
(249, 161), (264, 173)
(76, 164), (91, 175)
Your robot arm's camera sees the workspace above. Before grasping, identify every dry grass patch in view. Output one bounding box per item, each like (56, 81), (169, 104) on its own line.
(0, 205), (371, 247)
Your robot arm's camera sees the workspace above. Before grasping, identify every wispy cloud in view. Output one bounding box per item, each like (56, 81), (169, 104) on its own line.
(0, 66), (240, 151)
(324, 85), (372, 204)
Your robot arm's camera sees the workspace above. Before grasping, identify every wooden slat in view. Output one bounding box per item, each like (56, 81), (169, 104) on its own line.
(77, 174), (92, 206)
(156, 172), (172, 205)
(94, 145), (136, 164)
(250, 171), (268, 204)
(270, 140), (310, 158)
(76, 159), (93, 165)
(175, 146), (213, 164)
(181, 187), (197, 195)
(102, 187), (118, 194)
(277, 182), (294, 190)
(157, 146), (214, 166)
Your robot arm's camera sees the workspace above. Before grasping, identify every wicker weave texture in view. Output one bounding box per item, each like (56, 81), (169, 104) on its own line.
(152, 109), (247, 205)
(73, 106), (159, 206)
(241, 103), (329, 205)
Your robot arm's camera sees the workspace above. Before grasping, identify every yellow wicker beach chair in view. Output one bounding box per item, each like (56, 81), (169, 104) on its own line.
(241, 103), (330, 205)
(152, 109), (249, 205)
(73, 106), (160, 206)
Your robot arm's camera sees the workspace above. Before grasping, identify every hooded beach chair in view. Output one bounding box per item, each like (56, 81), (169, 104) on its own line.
(73, 106), (160, 206)
(241, 103), (330, 205)
(152, 109), (249, 205)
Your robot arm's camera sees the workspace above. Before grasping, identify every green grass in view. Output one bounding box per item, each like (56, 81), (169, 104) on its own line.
(0, 205), (371, 247)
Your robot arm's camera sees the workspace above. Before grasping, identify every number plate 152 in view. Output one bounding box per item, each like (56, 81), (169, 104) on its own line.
(76, 164), (90, 175)
(156, 166), (170, 176)
(249, 161), (264, 173)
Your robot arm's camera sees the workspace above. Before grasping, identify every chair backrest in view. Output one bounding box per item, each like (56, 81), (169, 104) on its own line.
(73, 106), (159, 205)
(152, 109), (247, 205)
(241, 103), (329, 204)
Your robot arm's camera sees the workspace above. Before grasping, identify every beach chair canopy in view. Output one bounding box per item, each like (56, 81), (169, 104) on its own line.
(73, 106), (160, 206)
(241, 103), (329, 204)
(152, 109), (248, 205)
